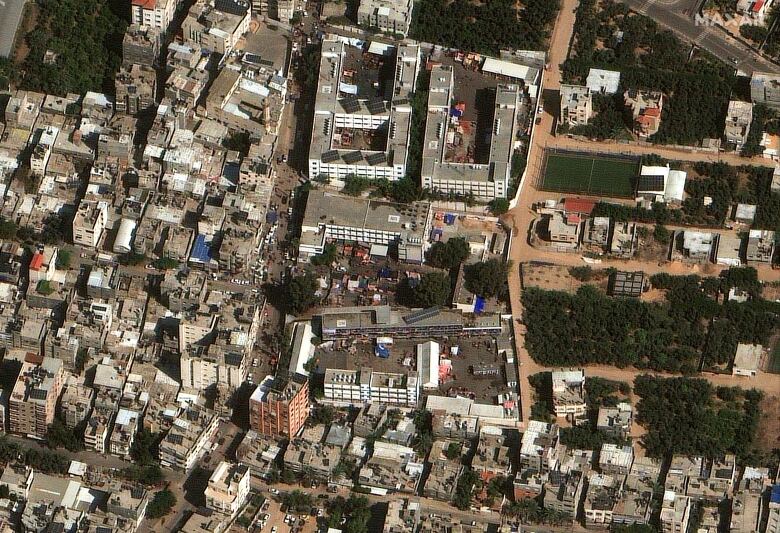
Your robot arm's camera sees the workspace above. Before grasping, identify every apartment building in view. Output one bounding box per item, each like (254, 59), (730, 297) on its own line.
(308, 40), (421, 181)
(205, 461), (250, 518)
(421, 66), (520, 200)
(9, 355), (64, 439)
(323, 367), (419, 407)
(122, 24), (161, 67)
(560, 84), (593, 126)
(109, 408), (141, 458)
(72, 200), (109, 248)
(660, 492), (691, 533)
(551, 369), (587, 420)
(158, 405), (220, 470)
(183, 0), (251, 57)
(724, 100), (753, 150)
(249, 374), (309, 438)
(751, 71), (780, 110)
(115, 64), (157, 116)
(357, 0), (414, 36)
(130, 0), (180, 33)
(59, 376), (94, 429)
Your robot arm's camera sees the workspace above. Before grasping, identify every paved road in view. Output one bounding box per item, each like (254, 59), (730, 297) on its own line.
(624, 0), (778, 74)
(0, 0), (25, 58)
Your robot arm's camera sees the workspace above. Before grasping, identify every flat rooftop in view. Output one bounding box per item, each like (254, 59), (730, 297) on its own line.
(302, 189), (429, 241)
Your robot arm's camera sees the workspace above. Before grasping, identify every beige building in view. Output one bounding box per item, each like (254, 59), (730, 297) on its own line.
(183, 0), (251, 57)
(660, 492), (691, 533)
(205, 461), (250, 517)
(724, 100), (753, 150)
(560, 84), (593, 126)
(72, 200), (108, 248)
(130, 0), (180, 33)
(9, 355), (64, 439)
(357, 0), (414, 37)
(624, 89), (664, 138)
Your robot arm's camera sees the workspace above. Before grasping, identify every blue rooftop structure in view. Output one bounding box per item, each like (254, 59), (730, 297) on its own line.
(375, 344), (390, 358)
(190, 234), (213, 263)
(474, 296), (486, 314)
(772, 484), (780, 504)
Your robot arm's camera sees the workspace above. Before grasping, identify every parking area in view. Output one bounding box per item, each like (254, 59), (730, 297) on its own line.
(252, 496), (320, 533)
(313, 334), (512, 402)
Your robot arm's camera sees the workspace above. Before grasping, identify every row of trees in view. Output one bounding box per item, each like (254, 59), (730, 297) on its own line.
(634, 375), (763, 459)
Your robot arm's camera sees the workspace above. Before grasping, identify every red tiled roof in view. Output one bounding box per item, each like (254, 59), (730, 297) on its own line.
(564, 198), (596, 215)
(753, 0), (765, 12)
(132, 0), (157, 8)
(643, 107), (661, 117)
(30, 253), (43, 271)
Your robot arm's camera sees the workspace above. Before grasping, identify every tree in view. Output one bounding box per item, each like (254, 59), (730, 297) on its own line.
(146, 489), (176, 519)
(408, 272), (451, 308)
(425, 237), (470, 269)
(285, 273), (319, 314)
(36, 280), (55, 296)
(130, 428), (158, 465)
(309, 405), (336, 425)
(120, 464), (165, 486)
(0, 217), (17, 239)
(119, 252), (146, 266)
(153, 257), (179, 270)
(488, 198), (510, 215)
(45, 418), (82, 451)
(444, 441), (462, 460)
(342, 174), (370, 196)
(281, 490), (314, 512)
(222, 131), (251, 155)
(311, 243), (338, 266)
(15, 0), (127, 95)
(55, 250), (72, 269)
(452, 468), (478, 510)
(464, 259), (508, 298)
(327, 495), (371, 533)
(653, 224), (671, 245)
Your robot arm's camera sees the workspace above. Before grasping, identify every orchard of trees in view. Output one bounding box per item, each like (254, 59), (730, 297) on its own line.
(17, 0), (127, 95)
(409, 0), (560, 55)
(634, 375), (763, 460)
(521, 275), (780, 373)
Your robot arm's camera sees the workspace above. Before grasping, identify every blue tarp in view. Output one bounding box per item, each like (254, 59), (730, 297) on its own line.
(444, 213), (456, 225)
(450, 107), (463, 118)
(375, 344), (390, 358)
(266, 210), (278, 224)
(190, 234), (212, 263)
(772, 485), (780, 504)
(378, 267), (391, 279)
(474, 296), (486, 314)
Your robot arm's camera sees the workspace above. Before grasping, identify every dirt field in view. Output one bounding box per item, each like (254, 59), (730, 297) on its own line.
(755, 392), (780, 452)
(11, 2), (37, 67)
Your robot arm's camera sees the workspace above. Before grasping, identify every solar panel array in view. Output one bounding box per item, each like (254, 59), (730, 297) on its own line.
(321, 150), (340, 163)
(342, 151), (363, 164)
(404, 306), (440, 324)
(340, 96), (360, 113)
(368, 98), (386, 114)
(366, 152), (387, 165)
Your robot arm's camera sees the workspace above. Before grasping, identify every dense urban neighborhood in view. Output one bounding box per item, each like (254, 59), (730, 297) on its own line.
(0, 0), (777, 532)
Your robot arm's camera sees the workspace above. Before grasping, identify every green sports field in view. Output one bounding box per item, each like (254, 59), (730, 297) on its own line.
(541, 152), (639, 198)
